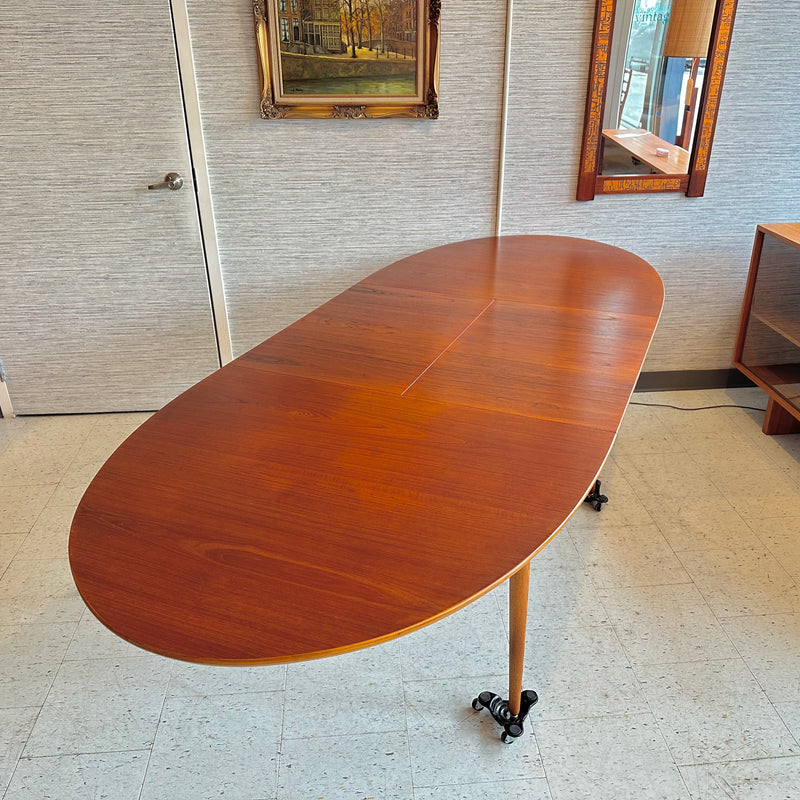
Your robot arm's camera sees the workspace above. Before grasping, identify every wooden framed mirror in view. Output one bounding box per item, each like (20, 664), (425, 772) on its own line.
(577, 0), (738, 200)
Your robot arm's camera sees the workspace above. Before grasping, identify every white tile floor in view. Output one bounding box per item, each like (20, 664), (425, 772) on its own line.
(1, 388), (800, 799)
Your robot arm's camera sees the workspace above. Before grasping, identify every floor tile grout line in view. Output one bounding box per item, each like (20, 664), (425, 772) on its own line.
(5, 743), (155, 798)
(274, 664), (288, 796)
(679, 752), (800, 768)
(1, 471), (85, 790)
(15, 747), (154, 760)
(593, 400), (796, 780)
(0, 414), (97, 497)
(280, 726), (410, 743)
(653, 399), (800, 760)
(735, 504), (800, 587)
(402, 682), (416, 797)
(5, 648), (63, 788)
(610, 413), (800, 617)
(135, 660), (175, 800)
(658, 429), (800, 716)
(4, 395), (800, 795)
(412, 776), (556, 796)
(600, 610), (683, 771)
(1, 483), (59, 569)
(705, 552), (800, 756)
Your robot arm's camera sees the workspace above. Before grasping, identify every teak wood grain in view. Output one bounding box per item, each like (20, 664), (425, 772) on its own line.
(602, 129), (690, 175)
(69, 236), (664, 665)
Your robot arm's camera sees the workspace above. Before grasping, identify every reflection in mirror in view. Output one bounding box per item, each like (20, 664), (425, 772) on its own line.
(601, 0), (714, 177)
(577, 0), (738, 200)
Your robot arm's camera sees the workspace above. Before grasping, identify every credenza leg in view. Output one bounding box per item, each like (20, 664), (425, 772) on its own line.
(763, 397), (800, 435)
(471, 561), (538, 743)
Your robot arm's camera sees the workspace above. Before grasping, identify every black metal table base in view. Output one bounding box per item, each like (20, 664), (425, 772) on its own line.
(471, 689), (538, 743)
(584, 479), (608, 511)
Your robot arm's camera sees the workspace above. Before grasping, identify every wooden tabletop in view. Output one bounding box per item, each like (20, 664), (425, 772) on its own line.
(69, 236), (664, 665)
(603, 128), (690, 175)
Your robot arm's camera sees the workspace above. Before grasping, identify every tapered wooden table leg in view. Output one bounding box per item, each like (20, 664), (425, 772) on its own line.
(470, 559), (538, 742)
(508, 560), (530, 717)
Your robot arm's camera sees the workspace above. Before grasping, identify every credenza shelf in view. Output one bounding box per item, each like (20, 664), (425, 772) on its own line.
(751, 311), (800, 350)
(734, 223), (800, 435)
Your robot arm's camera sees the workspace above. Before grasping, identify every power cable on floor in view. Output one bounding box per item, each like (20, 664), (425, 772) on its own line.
(630, 401), (765, 412)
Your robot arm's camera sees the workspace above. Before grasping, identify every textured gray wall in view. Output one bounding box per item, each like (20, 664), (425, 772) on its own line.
(0, 0), (221, 414)
(188, 0), (507, 356)
(3, 0), (799, 415)
(189, 0), (800, 372)
(500, 0), (800, 372)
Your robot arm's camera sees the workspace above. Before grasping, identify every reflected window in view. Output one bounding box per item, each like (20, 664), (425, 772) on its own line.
(602, 0), (714, 177)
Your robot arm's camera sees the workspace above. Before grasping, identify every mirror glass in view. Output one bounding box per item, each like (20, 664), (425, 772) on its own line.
(600, 0), (715, 177)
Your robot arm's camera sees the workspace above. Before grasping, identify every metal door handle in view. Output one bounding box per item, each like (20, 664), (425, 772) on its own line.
(148, 172), (183, 191)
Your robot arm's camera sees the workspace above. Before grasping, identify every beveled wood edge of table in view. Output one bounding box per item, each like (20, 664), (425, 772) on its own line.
(71, 470), (604, 667)
(69, 235), (664, 667)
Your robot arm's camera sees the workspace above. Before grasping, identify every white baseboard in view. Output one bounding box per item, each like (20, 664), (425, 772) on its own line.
(0, 380), (14, 418)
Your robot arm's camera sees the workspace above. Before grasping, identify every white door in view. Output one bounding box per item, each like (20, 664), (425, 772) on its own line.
(0, 0), (220, 414)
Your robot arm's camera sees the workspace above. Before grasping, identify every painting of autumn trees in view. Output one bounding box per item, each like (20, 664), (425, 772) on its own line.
(275, 0), (418, 96)
(255, 0), (438, 117)
(338, 0), (417, 60)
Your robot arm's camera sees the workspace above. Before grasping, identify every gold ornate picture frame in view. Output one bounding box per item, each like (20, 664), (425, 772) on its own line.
(254, 0), (439, 119)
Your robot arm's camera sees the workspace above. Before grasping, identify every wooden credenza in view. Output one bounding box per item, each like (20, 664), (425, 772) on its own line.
(734, 223), (800, 434)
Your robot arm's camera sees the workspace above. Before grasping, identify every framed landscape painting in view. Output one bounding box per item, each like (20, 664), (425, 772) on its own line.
(254, 0), (439, 118)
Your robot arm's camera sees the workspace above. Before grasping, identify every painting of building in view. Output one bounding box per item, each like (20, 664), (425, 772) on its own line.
(278, 0), (418, 96)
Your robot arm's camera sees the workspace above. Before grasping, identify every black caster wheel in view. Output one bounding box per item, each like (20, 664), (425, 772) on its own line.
(470, 690), (537, 742)
(507, 722), (522, 737)
(585, 480), (608, 512)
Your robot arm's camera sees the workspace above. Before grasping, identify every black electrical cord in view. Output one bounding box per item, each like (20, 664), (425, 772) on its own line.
(629, 401), (765, 412)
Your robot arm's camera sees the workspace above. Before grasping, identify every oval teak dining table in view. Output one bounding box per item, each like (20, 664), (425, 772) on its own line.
(69, 235), (664, 741)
